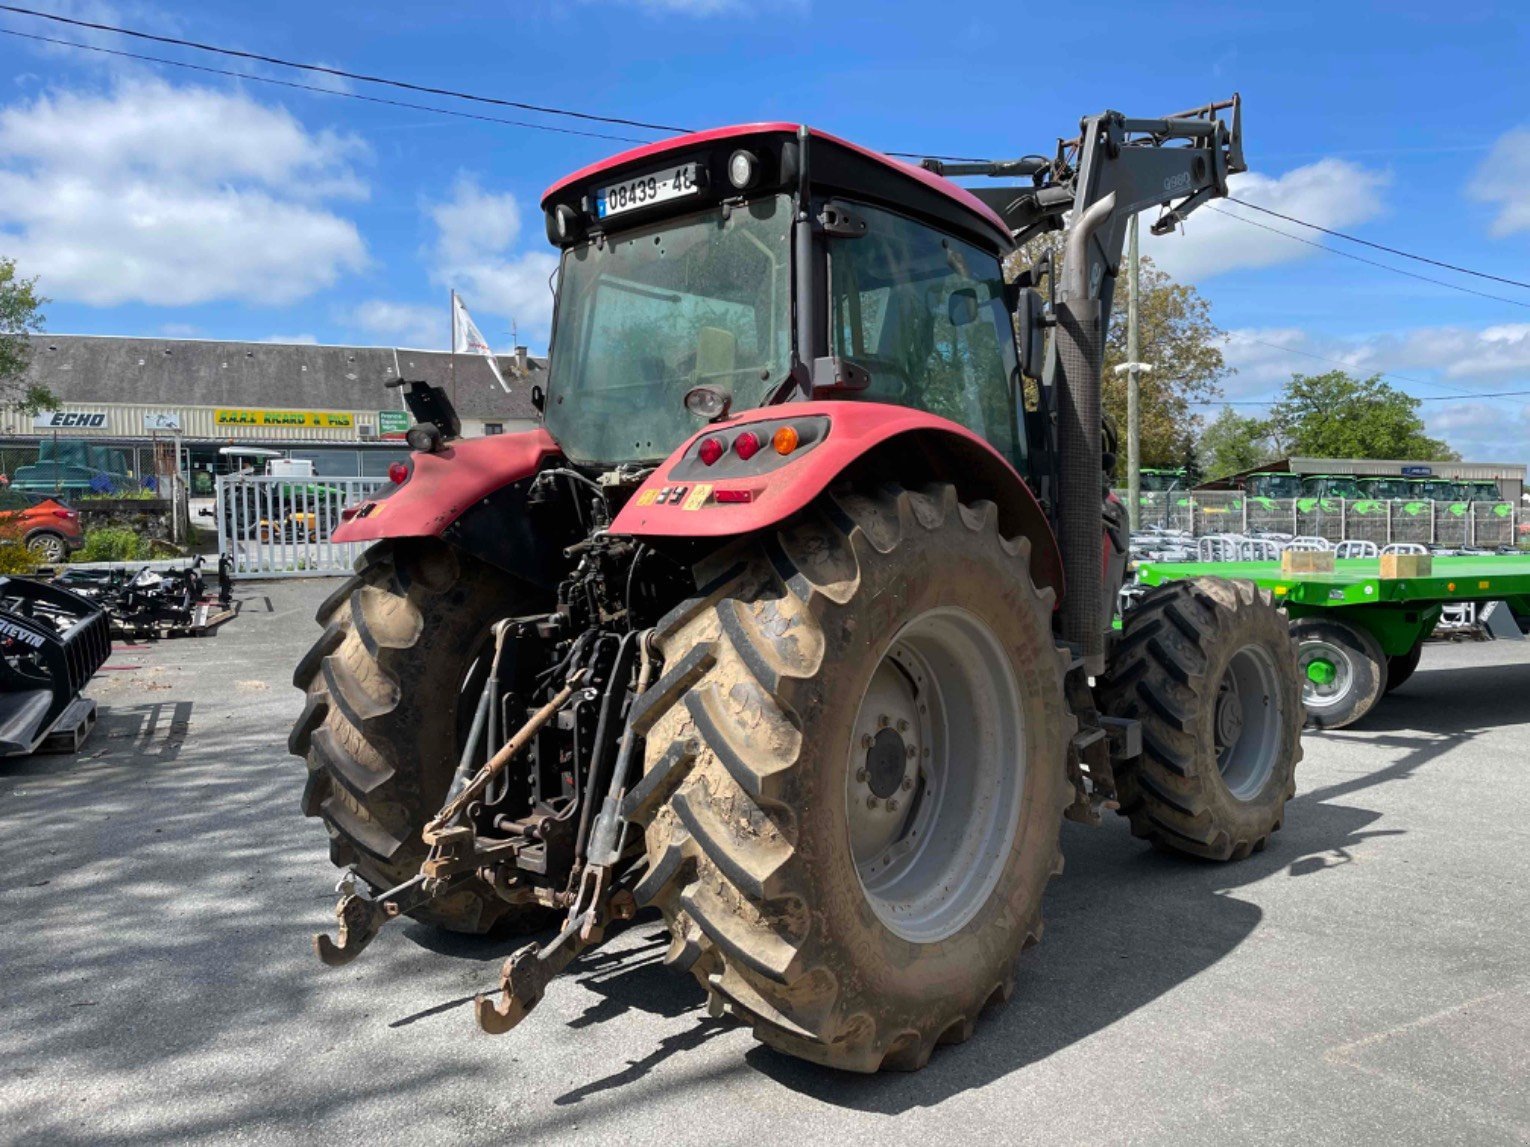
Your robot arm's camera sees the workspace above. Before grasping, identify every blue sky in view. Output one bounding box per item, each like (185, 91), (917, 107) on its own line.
(1, 0), (1527, 459)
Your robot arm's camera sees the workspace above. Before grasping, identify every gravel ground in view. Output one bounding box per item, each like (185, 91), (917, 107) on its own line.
(1, 577), (1526, 1145)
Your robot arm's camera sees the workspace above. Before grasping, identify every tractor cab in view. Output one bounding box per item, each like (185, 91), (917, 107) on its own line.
(1358, 477), (1412, 500)
(1138, 468), (1187, 494)
(1302, 474), (1364, 501)
(537, 125), (1027, 476)
(1244, 472), (1303, 500)
(1462, 480), (1503, 502)
(1411, 478), (1467, 503)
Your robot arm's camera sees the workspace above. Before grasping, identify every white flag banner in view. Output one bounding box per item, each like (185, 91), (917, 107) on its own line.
(452, 293), (509, 392)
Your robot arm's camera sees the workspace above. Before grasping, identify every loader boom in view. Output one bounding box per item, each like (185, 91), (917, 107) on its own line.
(928, 96), (1244, 672)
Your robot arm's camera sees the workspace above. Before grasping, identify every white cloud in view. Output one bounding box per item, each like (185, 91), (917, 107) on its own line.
(1143, 159), (1389, 282)
(1469, 127), (1530, 237)
(0, 79), (369, 306)
(1220, 323), (1530, 464)
(258, 333), (319, 345)
(1224, 323), (1530, 395)
(345, 300), (443, 349)
(427, 175), (558, 347)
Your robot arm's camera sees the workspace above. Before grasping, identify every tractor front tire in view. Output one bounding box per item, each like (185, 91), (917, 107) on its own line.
(631, 483), (1072, 1072)
(290, 538), (549, 934)
(1100, 578), (1302, 861)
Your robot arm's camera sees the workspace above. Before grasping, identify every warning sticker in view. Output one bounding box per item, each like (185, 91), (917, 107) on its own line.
(681, 484), (712, 511)
(636, 489), (659, 506)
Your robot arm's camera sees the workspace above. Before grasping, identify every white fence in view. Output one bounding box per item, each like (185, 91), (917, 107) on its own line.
(216, 474), (386, 578)
(1123, 490), (1526, 550)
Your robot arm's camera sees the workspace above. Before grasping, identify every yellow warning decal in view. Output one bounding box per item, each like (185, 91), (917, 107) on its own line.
(682, 484), (712, 511)
(636, 489), (659, 507)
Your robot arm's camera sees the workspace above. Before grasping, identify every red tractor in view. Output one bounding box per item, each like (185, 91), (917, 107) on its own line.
(294, 97), (1303, 1072)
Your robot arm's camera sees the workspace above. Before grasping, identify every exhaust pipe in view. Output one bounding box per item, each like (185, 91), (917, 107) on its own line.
(1054, 192), (1115, 676)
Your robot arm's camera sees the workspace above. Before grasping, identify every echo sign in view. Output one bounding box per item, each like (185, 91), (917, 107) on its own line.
(34, 410), (107, 430)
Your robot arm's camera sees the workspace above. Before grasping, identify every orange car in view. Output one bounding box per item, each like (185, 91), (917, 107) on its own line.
(0, 487), (84, 562)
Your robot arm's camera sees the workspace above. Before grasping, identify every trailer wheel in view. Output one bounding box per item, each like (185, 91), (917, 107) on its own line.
(632, 484), (1072, 1072)
(289, 538), (551, 934)
(1099, 578), (1302, 861)
(1289, 616), (1387, 728)
(1384, 641), (1424, 693)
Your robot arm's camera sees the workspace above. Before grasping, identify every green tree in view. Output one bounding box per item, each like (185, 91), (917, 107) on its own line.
(1198, 407), (1277, 478)
(0, 258), (58, 414)
(1269, 371), (1456, 460)
(1007, 238), (1229, 465)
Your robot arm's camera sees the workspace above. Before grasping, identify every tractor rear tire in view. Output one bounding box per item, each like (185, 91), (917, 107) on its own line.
(630, 483), (1072, 1072)
(1099, 578), (1302, 861)
(1385, 641), (1424, 693)
(1289, 616), (1387, 729)
(289, 537), (550, 934)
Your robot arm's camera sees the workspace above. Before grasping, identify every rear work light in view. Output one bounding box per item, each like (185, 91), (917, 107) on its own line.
(734, 431), (761, 461)
(387, 461), (410, 484)
(698, 436), (725, 466)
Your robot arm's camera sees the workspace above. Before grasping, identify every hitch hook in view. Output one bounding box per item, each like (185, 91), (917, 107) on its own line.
(313, 874), (426, 967)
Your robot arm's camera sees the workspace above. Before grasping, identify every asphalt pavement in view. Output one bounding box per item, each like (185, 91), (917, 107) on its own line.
(1, 577), (1527, 1145)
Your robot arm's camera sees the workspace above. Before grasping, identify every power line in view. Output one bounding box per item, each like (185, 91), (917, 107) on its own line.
(1228, 197), (1530, 292)
(1196, 391), (1530, 406)
(0, 10), (995, 163)
(0, 3), (691, 134)
(1231, 333), (1486, 396)
(1206, 206), (1530, 311)
(0, 28), (650, 144)
(1192, 333), (1530, 408)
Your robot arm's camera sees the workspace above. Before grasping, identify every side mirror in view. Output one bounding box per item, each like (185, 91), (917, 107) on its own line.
(1016, 288), (1047, 381)
(947, 287), (980, 327)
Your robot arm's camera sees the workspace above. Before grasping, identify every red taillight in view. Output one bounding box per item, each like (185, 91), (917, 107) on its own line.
(714, 489), (753, 504)
(53, 509), (77, 520)
(387, 461), (409, 484)
(698, 437), (725, 466)
(734, 431), (761, 461)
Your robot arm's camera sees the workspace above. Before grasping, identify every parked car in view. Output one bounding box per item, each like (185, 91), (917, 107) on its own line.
(0, 487), (84, 561)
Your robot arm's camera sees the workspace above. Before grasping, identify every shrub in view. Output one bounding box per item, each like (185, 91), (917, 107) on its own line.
(0, 541), (40, 574)
(76, 527), (143, 563)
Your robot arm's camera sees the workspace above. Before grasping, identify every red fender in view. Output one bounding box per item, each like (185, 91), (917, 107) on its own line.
(609, 401), (1063, 594)
(332, 428), (561, 543)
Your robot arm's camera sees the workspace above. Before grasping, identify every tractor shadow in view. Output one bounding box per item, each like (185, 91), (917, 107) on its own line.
(549, 648), (1514, 1112)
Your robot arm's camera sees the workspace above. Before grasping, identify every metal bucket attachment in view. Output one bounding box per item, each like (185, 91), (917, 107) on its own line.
(0, 576), (111, 756)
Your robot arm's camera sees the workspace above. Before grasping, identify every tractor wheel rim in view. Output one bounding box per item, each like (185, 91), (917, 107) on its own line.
(844, 606), (1025, 944)
(1298, 639), (1353, 711)
(1216, 643), (1284, 800)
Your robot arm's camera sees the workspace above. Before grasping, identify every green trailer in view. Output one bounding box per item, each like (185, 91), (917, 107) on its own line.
(1133, 554), (1530, 729)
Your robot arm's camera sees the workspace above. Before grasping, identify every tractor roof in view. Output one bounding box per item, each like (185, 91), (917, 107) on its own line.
(540, 123), (1013, 251)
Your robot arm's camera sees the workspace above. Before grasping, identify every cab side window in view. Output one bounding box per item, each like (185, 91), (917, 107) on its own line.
(828, 202), (1021, 465)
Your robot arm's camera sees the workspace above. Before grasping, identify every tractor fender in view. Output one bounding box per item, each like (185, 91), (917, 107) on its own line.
(609, 400), (1063, 595)
(333, 428), (561, 544)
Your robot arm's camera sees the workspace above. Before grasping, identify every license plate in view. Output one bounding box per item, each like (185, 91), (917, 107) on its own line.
(595, 163), (703, 219)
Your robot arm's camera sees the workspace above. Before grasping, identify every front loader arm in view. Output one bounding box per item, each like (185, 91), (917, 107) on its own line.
(925, 94), (1244, 323)
(925, 96), (1244, 674)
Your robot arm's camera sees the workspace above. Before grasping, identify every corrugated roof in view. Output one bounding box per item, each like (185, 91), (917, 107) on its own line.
(22, 334), (542, 421)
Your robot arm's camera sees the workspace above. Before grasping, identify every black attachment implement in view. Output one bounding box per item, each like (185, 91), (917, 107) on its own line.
(0, 576), (110, 755)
